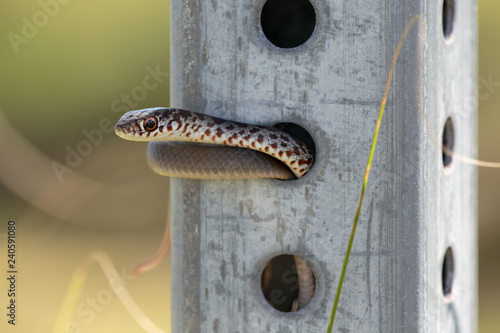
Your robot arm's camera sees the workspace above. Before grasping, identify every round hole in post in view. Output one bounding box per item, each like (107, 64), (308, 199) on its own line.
(260, 0), (316, 48)
(272, 122), (316, 179)
(273, 122), (316, 154)
(442, 0), (455, 41)
(261, 254), (316, 312)
(442, 247), (454, 302)
(442, 117), (455, 172)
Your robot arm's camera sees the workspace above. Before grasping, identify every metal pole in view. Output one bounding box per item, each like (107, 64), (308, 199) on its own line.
(169, 0), (477, 331)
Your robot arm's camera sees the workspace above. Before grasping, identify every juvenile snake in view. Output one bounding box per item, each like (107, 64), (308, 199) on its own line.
(115, 107), (315, 310)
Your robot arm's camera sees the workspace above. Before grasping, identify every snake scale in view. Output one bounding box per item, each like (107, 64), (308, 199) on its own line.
(115, 107), (316, 311)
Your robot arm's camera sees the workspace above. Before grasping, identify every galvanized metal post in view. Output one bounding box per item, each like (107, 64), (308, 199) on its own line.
(170, 0), (477, 332)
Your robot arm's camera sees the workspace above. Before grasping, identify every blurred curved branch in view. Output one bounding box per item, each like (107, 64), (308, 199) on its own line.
(53, 250), (166, 333)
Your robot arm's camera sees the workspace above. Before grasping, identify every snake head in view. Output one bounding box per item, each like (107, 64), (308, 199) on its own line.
(115, 107), (184, 141)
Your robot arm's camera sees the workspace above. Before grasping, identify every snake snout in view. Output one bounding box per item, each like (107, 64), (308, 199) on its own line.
(114, 124), (127, 138)
(115, 112), (143, 140)
(115, 124), (142, 141)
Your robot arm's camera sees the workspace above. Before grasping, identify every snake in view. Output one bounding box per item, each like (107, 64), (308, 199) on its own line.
(115, 107), (316, 311)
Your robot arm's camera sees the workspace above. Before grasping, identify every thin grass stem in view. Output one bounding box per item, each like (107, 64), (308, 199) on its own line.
(326, 15), (421, 333)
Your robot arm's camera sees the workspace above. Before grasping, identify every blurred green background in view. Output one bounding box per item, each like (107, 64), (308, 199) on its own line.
(0, 1), (171, 332)
(477, 1), (500, 332)
(0, 1), (499, 332)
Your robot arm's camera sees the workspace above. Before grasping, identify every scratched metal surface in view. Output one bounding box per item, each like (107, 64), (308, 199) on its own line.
(169, 1), (477, 332)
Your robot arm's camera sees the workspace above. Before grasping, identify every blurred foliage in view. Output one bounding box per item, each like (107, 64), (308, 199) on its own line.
(478, 1), (500, 332)
(0, 0), (170, 151)
(0, 2), (171, 332)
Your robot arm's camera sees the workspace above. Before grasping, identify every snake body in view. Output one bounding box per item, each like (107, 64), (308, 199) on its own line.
(115, 107), (315, 310)
(147, 142), (296, 180)
(115, 107), (313, 179)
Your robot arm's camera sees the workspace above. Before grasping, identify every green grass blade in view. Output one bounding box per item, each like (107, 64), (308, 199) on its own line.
(326, 15), (421, 333)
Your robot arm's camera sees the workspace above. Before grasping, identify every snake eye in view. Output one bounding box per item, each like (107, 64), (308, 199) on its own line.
(143, 116), (158, 132)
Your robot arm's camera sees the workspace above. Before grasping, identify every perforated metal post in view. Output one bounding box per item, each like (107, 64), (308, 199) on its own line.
(170, 0), (477, 332)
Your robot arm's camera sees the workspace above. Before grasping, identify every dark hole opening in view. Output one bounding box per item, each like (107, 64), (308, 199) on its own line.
(273, 122), (316, 155)
(261, 254), (315, 312)
(442, 247), (454, 302)
(442, 117), (454, 170)
(260, 0), (316, 48)
(442, 0), (455, 40)
(272, 122), (316, 180)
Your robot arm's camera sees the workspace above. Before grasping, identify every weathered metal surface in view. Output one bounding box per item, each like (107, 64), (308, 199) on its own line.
(169, 1), (477, 332)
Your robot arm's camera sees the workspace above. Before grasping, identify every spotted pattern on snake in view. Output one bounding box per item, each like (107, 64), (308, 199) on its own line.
(115, 107), (314, 178)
